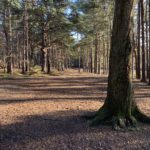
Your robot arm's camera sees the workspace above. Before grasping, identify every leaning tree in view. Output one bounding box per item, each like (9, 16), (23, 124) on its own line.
(87, 0), (150, 129)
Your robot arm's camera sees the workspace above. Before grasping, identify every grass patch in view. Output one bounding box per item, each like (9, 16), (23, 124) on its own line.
(0, 66), (61, 78)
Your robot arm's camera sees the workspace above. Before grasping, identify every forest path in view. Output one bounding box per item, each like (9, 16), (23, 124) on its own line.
(0, 69), (150, 150)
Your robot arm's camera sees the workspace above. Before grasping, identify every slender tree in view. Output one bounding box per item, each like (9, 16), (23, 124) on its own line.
(136, 0), (141, 79)
(140, 0), (146, 82)
(2, 1), (13, 73)
(145, 0), (149, 78)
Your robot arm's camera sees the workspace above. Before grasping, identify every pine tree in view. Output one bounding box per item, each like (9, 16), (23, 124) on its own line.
(86, 0), (150, 129)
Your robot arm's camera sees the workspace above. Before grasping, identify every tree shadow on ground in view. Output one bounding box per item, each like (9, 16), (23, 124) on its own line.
(1, 110), (150, 150)
(0, 96), (105, 105)
(0, 76), (108, 105)
(0, 77), (107, 88)
(0, 110), (96, 143)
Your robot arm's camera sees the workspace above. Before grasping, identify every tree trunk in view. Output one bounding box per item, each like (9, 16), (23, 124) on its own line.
(136, 0), (141, 79)
(149, 0), (150, 85)
(98, 38), (101, 74)
(41, 27), (47, 72)
(87, 0), (150, 129)
(22, 35), (26, 74)
(90, 47), (93, 73)
(131, 32), (135, 79)
(134, 49), (138, 79)
(47, 49), (51, 74)
(25, 0), (29, 72)
(83, 48), (86, 72)
(41, 49), (47, 72)
(6, 6), (12, 74)
(78, 47), (81, 73)
(22, 1), (29, 74)
(103, 38), (105, 74)
(140, 0), (146, 82)
(145, 0), (149, 78)
(94, 34), (98, 74)
(106, 29), (110, 75)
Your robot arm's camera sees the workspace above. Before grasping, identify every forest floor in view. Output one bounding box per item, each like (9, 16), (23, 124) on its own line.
(0, 69), (150, 150)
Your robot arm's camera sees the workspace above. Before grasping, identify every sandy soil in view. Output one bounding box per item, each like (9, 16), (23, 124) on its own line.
(0, 69), (150, 150)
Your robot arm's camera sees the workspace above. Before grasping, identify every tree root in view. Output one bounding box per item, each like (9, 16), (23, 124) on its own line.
(81, 111), (98, 120)
(83, 104), (150, 130)
(112, 116), (137, 130)
(88, 106), (111, 126)
(133, 106), (150, 123)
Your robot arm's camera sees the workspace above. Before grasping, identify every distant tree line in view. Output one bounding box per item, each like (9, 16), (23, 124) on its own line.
(0, 0), (149, 85)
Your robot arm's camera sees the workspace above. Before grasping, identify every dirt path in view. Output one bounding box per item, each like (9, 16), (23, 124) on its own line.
(0, 70), (150, 150)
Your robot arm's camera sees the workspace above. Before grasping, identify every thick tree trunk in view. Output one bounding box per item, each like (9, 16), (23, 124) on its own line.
(105, 0), (134, 123)
(149, 0), (150, 85)
(87, 0), (150, 129)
